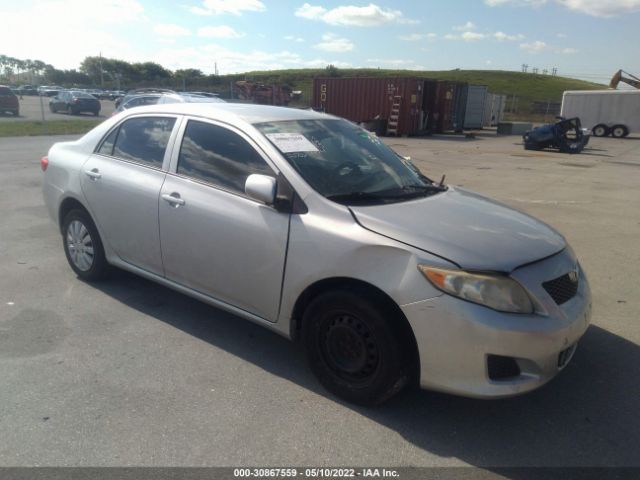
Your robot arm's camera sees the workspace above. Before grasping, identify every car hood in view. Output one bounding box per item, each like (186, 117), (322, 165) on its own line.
(349, 186), (566, 272)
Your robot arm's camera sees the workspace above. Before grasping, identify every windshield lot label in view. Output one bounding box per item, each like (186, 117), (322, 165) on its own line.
(266, 133), (319, 153)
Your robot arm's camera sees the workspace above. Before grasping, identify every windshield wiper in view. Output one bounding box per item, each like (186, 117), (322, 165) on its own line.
(326, 191), (389, 204)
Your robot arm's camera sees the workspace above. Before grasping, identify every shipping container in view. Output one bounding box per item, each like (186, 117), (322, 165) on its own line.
(311, 77), (469, 135)
(463, 85), (488, 129)
(483, 93), (507, 127)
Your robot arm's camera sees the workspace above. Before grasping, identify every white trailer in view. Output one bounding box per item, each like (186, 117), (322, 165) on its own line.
(561, 90), (640, 138)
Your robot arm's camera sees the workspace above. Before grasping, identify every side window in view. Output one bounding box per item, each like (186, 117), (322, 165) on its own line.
(177, 120), (273, 194)
(112, 116), (176, 168)
(97, 127), (119, 156)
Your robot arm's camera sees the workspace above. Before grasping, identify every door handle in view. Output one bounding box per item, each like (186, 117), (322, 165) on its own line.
(85, 168), (101, 180)
(162, 193), (185, 207)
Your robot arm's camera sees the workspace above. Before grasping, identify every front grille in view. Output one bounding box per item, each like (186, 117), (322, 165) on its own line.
(542, 272), (578, 305)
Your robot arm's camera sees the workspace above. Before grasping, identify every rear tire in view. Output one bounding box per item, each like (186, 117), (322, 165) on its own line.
(592, 124), (609, 137)
(611, 125), (628, 138)
(302, 290), (409, 406)
(62, 209), (109, 281)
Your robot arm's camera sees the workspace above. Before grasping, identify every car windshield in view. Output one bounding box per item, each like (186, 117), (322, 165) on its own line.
(255, 118), (442, 204)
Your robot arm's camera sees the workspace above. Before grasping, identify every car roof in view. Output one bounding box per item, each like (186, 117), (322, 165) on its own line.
(124, 102), (333, 125)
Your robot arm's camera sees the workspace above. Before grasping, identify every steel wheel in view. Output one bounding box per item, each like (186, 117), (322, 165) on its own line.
(66, 220), (95, 271)
(303, 290), (410, 405)
(321, 313), (380, 384)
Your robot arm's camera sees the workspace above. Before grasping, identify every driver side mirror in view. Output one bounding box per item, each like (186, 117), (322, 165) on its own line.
(245, 174), (277, 205)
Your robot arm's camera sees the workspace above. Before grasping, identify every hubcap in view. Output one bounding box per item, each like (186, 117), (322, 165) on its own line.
(321, 314), (379, 382)
(66, 220), (94, 271)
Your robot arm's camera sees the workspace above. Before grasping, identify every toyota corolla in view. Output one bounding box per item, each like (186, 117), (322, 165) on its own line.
(42, 103), (592, 405)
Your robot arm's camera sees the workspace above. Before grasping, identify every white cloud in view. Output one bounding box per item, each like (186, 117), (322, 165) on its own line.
(284, 35), (305, 42)
(155, 43), (350, 73)
(295, 3), (410, 26)
(520, 40), (547, 53)
(398, 33), (437, 41)
(493, 31), (525, 41)
(366, 59), (425, 70)
(557, 0), (640, 17)
(197, 25), (243, 38)
(556, 32), (568, 37)
(485, 0), (547, 6)
(154, 23), (191, 37)
(314, 33), (354, 52)
(461, 31), (485, 41)
(453, 21), (476, 31)
(446, 31), (486, 41)
(295, 3), (328, 19)
(0, 0), (145, 69)
(486, 0), (640, 17)
(189, 0), (266, 16)
(558, 47), (578, 54)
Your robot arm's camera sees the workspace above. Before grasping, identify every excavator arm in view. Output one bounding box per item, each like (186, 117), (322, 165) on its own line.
(610, 69), (640, 89)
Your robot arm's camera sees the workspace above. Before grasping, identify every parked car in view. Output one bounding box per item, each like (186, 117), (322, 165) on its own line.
(15, 85), (38, 96)
(42, 104), (592, 405)
(114, 88), (175, 109)
(38, 85), (64, 97)
(49, 90), (101, 116)
(113, 92), (225, 114)
(0, 85), (19, 115)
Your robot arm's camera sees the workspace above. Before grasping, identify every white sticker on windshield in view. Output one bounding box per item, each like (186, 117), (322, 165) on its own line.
(266, 133), (319, 153)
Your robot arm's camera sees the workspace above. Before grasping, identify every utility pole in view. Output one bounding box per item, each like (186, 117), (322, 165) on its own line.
(532, 67), (539, 74)
(99, 51), (104, 88)
(522, 63), (529, 73)
(552, 67), (558, 76)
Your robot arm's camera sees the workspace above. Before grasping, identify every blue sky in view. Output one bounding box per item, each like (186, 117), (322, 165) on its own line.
(1, 0), (639, 83)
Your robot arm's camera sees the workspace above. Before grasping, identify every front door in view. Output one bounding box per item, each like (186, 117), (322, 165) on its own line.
(159, 119), (290, 321)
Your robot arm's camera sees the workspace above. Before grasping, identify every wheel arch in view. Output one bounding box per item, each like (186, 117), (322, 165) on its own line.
(58, 196), (90, 234)
(290, 276), (421, 385)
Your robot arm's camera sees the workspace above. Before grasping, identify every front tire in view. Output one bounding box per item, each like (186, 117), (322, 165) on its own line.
(302, 290), (409, 406)
(62, 209), (109, 281)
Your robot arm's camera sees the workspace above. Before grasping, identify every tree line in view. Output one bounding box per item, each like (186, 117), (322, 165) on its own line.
(0, 54), (231, 90)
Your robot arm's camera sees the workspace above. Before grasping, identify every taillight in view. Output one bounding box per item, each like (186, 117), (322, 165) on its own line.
(41, 156), (49, 171)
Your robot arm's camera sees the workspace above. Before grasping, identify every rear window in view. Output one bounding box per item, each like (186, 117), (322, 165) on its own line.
(70, 92), (94, 99)
(0, 87), (14, 96)
(112, 117), (176, 168)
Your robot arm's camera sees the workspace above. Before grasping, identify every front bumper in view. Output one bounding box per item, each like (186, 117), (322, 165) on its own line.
(402, 248), (592, 398)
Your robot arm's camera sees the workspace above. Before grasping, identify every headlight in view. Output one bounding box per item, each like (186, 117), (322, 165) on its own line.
(418, 266), (534, 314)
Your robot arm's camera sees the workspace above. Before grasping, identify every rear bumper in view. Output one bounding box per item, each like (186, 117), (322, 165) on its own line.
(402, 249), (592, 398)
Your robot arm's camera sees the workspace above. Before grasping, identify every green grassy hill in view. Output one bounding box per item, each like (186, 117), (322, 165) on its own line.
(230, 68), (605, 118)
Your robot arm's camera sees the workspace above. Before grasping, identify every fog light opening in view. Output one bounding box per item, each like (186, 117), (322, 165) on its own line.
(487, 355), (521, 381)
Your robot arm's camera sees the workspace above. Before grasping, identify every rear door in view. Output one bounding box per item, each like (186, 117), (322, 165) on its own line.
(158, 118), (290, 321)
(81, 115), (179, 276)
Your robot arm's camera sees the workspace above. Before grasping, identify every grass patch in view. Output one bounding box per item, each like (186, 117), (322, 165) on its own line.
(0, 120), (102, 137)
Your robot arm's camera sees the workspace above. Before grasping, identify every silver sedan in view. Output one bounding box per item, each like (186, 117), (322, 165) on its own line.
(42, 103), (592, 405)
